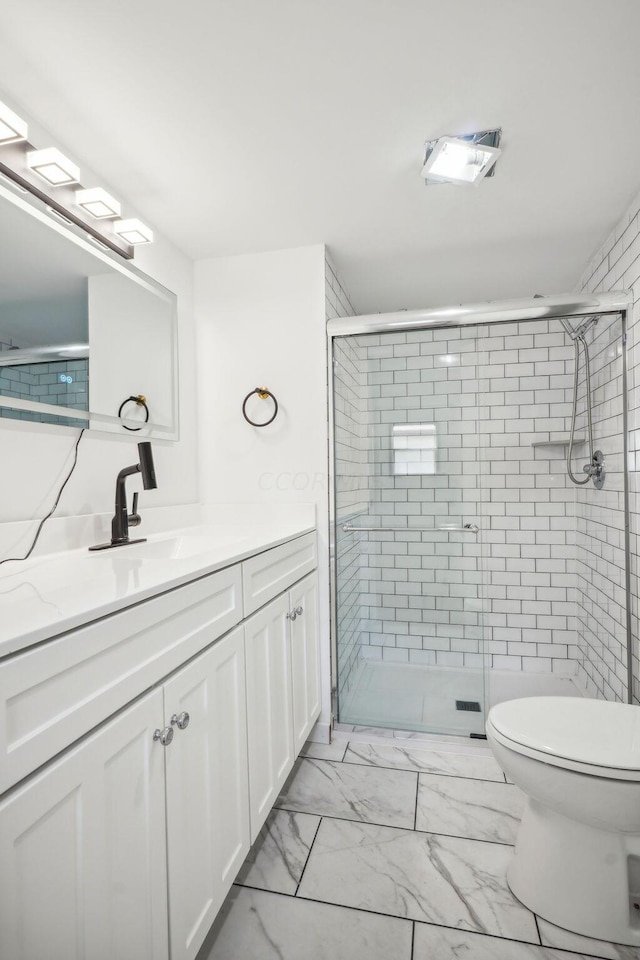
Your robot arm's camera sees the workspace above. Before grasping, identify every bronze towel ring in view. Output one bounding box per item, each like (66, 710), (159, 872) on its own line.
(242, 387), (278, 427)
(118, 394), (149, 431)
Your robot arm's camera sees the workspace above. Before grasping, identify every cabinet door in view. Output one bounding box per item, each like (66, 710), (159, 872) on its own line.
(0, 689), (168, 960)
(244, 593), (294, 841)
(290, 572), (321, 755)
(164, 627), (250, 960)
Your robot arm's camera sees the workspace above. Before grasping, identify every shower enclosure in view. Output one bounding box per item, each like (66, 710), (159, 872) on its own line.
(328, 293), (632, 738)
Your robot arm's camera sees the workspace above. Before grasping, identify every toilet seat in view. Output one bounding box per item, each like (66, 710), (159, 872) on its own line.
(487, 696), (640, 781)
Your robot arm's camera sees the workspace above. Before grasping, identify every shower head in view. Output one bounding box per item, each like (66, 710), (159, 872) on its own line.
(559, 315), (600, 341)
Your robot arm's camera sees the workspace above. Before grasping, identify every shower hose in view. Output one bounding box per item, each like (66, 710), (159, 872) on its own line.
(566, 333), (594, 486)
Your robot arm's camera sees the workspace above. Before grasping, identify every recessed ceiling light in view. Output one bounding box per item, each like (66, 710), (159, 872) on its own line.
(113, 218), (153, 244)
(0, 99), (28, 144)
(422, 130), (501, 186)
(76, 187), (121, 219)
(27, 147), (80, 186)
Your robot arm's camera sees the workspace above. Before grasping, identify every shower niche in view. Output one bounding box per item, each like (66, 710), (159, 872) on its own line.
(329, 296), (630, 737)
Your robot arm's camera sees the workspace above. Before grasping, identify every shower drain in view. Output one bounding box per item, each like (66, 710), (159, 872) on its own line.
(456, 700), (481, 712)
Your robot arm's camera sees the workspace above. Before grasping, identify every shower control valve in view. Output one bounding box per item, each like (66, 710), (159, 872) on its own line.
(582, 450), (606, 490)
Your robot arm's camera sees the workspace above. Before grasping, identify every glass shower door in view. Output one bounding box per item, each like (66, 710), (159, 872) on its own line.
(332, 326), (488, 737)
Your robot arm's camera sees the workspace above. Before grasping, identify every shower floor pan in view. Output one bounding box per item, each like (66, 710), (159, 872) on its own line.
(339, 659), (584, 737)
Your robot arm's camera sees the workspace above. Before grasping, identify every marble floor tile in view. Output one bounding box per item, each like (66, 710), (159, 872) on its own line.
(235, 809), (320, 895)
(538, 917), (640, 960)
(344, 741), (506, 782)
(413, 922), (596, 959)
(297, 817), (538, 943)
(415, 773), (525, 844)
(276, 758), (417, 829)
(300, 740), (348, 761)
(197, 885), (412, 960)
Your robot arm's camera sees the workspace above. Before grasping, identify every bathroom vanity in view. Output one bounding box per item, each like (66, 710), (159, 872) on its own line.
(0, 522), (320, 960)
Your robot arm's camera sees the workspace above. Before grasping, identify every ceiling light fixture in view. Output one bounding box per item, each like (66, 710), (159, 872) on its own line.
(113, 218), (153, 245)
(422, 129), (501, 186)
(27, 147), (80, 186)
(0, 99), (28, 144)
(75, 187), (121, 220)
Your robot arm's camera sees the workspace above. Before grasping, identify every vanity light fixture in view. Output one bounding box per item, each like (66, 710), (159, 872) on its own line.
(0, 99), (28, 144)
(0, 100), (148, 255)
(422, 129), (501, 186)
(75, 187), (121, 220)
(27, 147), (80, 186)
(113, 218), (153, 245)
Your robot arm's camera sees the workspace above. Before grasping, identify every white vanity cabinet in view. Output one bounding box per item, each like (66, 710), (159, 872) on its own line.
(164, 626), (250, 960)
(0, 628), (251, 960)
(0, 529), (320, 960)
(245, 571), (320, 840)
(289, 572), (321, 754)
(244, 593), (295, 838)
(0, 689), (169, 960)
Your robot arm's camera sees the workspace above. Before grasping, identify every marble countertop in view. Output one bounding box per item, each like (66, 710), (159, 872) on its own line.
(0, 517), (315, 659)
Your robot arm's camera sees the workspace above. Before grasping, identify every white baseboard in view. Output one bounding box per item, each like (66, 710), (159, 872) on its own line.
(308, 719), (331, 744)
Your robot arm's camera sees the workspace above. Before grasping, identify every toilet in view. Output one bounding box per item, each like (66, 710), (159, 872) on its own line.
(486, 696), (640, 946)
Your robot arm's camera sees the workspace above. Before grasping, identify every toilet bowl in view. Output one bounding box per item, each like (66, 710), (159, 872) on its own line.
(486, 696), (640, 946)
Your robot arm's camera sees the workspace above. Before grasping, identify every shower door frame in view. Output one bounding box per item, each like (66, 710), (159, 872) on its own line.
(327, 291), (634, 728)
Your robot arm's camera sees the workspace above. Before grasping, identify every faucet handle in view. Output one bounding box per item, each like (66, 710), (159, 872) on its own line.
(128, 492), (141, 527)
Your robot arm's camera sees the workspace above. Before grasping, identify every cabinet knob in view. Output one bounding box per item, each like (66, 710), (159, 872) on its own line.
(171, 711), (190, 730)
(153, 726), (174, 746)
(295, 606), (303, 616)
(286, 610), (297, 621)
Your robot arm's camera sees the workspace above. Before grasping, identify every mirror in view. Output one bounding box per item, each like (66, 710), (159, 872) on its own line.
(0, 179), (178, 438)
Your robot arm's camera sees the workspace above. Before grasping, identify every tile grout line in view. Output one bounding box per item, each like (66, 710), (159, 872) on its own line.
(533, 913), (543, 947)
(293, 815), (324, 898)
(413, 772), (420, 831)
(410, 919), (416, 960)
(317, 752), (509, 785)
(273, 805), (517, 848)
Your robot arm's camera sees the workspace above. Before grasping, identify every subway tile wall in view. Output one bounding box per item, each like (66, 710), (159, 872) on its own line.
(0, 340), (88, 425)
(356, 323), (583, 675)
(579, 187), (640, 702)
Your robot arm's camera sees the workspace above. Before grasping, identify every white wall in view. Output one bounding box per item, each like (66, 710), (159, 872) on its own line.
(0, 92), (198, 558)
(194, 245), (330, 730)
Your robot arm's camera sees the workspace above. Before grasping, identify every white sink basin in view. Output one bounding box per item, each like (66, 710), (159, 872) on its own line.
(118, 531), (250, 560)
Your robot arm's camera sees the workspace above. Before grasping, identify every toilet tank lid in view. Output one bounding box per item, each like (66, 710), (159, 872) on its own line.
(488, 697), (640, 770)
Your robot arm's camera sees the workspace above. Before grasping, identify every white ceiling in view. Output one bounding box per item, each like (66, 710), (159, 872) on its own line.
(1, 0), (640, 314)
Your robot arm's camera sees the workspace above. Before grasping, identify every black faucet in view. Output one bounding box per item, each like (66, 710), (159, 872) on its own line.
(89, 442), (157, 551)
